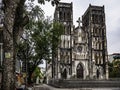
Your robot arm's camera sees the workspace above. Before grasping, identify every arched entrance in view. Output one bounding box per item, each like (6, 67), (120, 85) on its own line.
(76, 63), (84, 78)
(61, 68), (67, 79)
(96, 69), (99, 78)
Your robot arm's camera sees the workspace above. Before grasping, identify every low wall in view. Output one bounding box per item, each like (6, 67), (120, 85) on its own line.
(48, 79), (120, 88)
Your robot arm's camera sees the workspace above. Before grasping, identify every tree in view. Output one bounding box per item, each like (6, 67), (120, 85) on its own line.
(24, 5), (52, 84)
(1, 0), (60, 90)
(51, 21), (64, 78)
(108, 57), (120, 78)
(17, 4), (63, 85)
(31, 67), (43, 83)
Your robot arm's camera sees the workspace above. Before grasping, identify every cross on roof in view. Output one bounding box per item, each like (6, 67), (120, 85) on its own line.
(76, 17), (82, 28)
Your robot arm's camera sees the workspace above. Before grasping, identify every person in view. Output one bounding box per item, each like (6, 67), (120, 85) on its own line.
(16, 74), (25, 90)
(16, 73), (21, 88)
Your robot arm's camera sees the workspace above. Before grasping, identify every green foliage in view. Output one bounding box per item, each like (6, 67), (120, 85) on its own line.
(28, 0), (60, 5)
(32, 67), (43, 79)
(17, 3), (64, 84)
(52, 21), (64, 52)
(108, 60), (120, 78)
(1, 0), (61, 88)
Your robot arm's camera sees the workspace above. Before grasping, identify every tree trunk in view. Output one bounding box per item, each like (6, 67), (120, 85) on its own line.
(2, 0), (20, 90)
(27, 69), (34, 84)
(27, 64), (36, 85)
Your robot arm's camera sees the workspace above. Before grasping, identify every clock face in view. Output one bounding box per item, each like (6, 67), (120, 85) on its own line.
(77, 46), (82, 52)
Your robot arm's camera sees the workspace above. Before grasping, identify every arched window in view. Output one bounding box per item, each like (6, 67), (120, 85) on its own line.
(67, 12), (71, 20)
(59, 11), (62, 20)
(96, 69), (99, 78)
(94, 53), (98, 64)
(64, 12), (66, 20)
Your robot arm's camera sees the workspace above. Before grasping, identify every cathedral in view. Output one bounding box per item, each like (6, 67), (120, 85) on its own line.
(46, 2), (109, 81)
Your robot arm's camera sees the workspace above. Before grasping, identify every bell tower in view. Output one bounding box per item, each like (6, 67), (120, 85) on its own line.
(82, 4), (108, 79)
(54, 2), (73, 79)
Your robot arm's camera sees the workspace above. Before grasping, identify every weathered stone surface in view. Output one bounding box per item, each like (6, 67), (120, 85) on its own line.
(46, 2), (109, 81)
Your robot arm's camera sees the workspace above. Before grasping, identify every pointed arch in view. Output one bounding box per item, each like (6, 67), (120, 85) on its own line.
(61, 68), (67, 79)
(76, 62), (84, 79)
(96, 69), (99, 78)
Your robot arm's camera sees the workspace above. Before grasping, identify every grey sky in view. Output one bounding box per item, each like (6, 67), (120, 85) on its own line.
(40, 0), (120, 54)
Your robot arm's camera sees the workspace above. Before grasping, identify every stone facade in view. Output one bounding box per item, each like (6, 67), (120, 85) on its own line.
(53, 2), (73, 79)
(82, 4), (108, 79)
(73, 25), (89, 79)
(46, 2), (108, 81)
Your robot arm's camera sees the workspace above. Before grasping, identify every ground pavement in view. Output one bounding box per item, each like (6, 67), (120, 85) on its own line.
(33, 84), (120, 90)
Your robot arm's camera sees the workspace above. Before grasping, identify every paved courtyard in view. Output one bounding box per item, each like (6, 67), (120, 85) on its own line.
(33, 84), (120, 90)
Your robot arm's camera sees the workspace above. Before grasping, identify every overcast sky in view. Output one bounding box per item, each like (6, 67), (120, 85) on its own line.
(40, 0), (120, 54)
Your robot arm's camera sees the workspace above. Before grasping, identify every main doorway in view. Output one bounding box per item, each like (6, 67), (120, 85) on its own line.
(76, 63), (84, 78)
